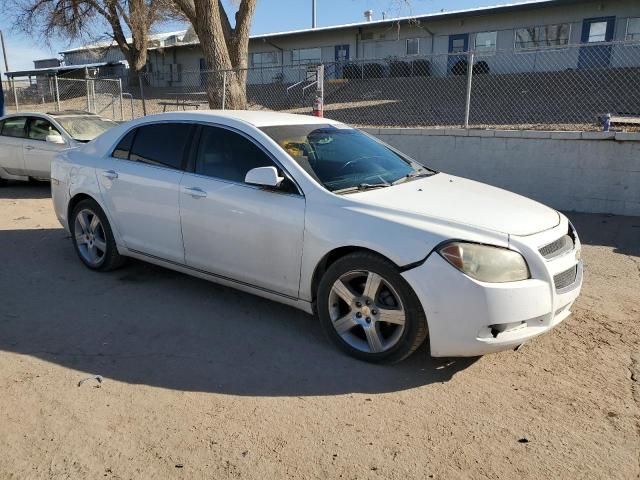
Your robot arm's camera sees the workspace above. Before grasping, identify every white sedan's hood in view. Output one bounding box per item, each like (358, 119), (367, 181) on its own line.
(350, 173), (559, 236)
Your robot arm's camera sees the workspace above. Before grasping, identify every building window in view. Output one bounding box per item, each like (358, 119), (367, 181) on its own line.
(292, 48), (322, 64)
(586, 21), (608, 43)
(406, 38), (419, 56)
(626, 18), (640, 41)
(515, 23), (570, 49)
(251, 51), (277, 67)
(475, 31), (497, 54)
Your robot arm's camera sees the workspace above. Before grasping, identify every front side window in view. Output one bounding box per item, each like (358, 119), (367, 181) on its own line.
(627, 18), (640, 41)
(475, 31), (497, 54)
(406, 38), (420, 56)
(515, 23), (570, 49)
(261, 124), (431, 193)
(195, 126), (274, 183)
(1, 117), (27, 138)
(28, 118), (61, 141)
(129, 123), (192, 169)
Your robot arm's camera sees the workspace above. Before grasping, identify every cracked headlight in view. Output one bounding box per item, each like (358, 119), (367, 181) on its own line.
(438, 242), (530, 283)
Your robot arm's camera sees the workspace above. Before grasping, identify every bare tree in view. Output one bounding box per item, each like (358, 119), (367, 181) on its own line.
(12, 0), (176, 82)
(171, 0), (257, 108)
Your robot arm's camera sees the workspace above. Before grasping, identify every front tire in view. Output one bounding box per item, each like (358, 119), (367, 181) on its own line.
(317, 252), (428, 364)
(70, 198), (124, 271)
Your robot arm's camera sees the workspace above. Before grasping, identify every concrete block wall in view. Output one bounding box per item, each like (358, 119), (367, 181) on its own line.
(364, 128), (640, 217)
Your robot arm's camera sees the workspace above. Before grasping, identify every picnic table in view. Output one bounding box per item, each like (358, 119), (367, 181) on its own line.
(160, 92), (209, 112)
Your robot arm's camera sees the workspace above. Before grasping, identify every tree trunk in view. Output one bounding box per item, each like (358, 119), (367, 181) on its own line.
(124, 43), (148, 87)
(176, 0), (256, 109)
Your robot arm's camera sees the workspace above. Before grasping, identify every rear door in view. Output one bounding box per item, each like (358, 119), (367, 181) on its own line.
(0, 116), (27, 175)
(23, 117), (66, 177)
(578, 17), (616, 69)
(97, 122), (194, 263)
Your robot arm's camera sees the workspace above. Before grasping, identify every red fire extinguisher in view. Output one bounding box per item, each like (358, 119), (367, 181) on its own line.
(312, 93), (323, 117)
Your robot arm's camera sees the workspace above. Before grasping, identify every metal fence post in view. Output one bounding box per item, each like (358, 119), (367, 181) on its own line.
(138, 74), (147, 116)
(118, 78), (124, 120)
(11, 79), (18, 112)
(54, 74), (61, 112)
(84, 67), (90, 112)
(222, 71), (227, 110)
(463, 51), (474, 129)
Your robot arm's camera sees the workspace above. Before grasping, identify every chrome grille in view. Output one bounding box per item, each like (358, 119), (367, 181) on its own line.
(539, 235), (574, 260)
(554, 266), (578, 291)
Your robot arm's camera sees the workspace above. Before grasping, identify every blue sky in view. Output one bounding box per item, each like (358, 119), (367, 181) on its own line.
(0, 0), (533, 74)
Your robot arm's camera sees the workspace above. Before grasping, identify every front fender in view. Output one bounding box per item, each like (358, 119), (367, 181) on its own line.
(299, 199), (509, 302)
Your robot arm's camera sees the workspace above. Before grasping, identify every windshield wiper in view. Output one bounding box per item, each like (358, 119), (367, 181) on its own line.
(332, 182), (390, 195)
(391, 169), (433, 186)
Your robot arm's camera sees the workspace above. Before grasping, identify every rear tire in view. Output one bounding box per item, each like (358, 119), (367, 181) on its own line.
(317, 251), (428, 364)
(70, 198), (125, 271)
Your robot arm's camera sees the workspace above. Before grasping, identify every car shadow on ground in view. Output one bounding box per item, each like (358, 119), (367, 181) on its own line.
(0, 181), (51, 199)
(564, 211), (640, 257)
(0, 228), (476, 396)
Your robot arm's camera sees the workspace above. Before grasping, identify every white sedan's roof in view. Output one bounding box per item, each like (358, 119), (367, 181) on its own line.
(141, 110), (343, 128)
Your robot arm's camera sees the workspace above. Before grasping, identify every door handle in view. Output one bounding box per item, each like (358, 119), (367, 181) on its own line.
(24, 145), (35, 150)
(102, 170), (118, 180)
(183, 186), (207, 199)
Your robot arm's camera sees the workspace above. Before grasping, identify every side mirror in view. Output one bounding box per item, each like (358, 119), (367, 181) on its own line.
(46, 134), (66, 145)
(244, 166), (284, 188)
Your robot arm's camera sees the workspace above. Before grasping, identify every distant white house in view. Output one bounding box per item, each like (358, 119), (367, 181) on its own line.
(59, 0), (640, 85)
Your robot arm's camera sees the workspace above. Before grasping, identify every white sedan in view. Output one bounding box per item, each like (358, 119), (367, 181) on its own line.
(51, 111), (583, 363)
(0, 111), (117, 182)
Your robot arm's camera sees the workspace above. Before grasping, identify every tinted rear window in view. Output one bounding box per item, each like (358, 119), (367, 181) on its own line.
(112, 129), (136, 159)
(129, 123), (192, 169)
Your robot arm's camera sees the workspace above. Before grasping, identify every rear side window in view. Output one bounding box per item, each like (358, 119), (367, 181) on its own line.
(112, 129), (136, 159)
(1, 117), (27, 138)
(129, 123), (192, 169)
(195, 126), (273, 183)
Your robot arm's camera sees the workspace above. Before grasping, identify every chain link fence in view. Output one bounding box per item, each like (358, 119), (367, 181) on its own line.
(3, 41), (640, 130)
(1, 74), (130, 121)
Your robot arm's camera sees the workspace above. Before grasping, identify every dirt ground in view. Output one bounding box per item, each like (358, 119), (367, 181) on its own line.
(0, 181), (638, 479)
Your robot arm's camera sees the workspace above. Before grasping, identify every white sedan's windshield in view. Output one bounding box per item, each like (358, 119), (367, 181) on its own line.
(57, 116), (117, 142)
(260, 124), (432, 192)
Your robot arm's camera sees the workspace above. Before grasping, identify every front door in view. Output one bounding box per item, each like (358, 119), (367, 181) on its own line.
(23, 117), (66, 177)
(97, 123), (193, 263)
(448, 34), (469, 75)
(578, 17), (616, 69)
(335, 44), (350, 78)
(180, 125), (305, 298)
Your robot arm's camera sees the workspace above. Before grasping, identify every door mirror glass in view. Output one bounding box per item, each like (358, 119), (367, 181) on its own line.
(245, 166), (283, 188)
(46, 134), (66, 145)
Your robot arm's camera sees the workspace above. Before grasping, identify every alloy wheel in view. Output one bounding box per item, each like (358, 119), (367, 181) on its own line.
(74, 209), (108, 267)
(328, 270), (406, 354)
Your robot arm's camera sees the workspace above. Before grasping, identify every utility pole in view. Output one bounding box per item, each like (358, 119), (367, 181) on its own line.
(0, 30), (14, 113)
(312, 0), (317, 28)
(0, 30), (9, 73)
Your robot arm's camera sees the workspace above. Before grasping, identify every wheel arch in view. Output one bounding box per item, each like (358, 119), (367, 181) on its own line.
(66, 191), (122, 244)
(67, 192), (97, 227)
(309, 246), (402, 309)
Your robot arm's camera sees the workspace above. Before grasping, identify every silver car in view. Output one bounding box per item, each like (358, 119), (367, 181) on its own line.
(0, 110), (117, 183)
